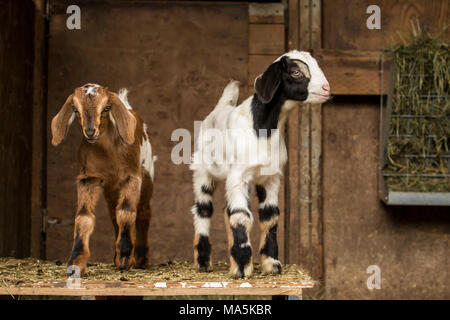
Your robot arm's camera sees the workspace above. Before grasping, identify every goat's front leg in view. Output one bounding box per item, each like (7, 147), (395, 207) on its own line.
(114, 175), (141, 270)
(192, 170), (215, 271)
(68, 176), (102, 276)
(224, 172), (253, 278)
(104, 187), (119, 264)
(256, 176), (282, 274)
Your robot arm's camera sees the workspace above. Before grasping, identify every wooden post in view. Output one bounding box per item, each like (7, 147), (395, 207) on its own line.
(286, 0), (324, 281)
(31, 0), (48, 259)
(286, 0), (300, 265)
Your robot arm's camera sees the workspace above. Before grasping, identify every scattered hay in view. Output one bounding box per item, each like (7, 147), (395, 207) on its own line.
(0, 258), (311, 286)
(383, 21), (449, 192)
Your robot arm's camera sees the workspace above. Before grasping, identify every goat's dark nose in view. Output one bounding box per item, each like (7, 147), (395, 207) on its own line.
(84, 129), (95, 138)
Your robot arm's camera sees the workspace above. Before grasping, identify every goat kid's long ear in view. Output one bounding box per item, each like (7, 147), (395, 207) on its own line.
(51, 94), (75, 146)
(109, 92), (136, 145)
(254, 58), (285, 104)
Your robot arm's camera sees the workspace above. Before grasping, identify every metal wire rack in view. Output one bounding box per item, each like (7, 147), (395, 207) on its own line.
(378, 52), (450, 206)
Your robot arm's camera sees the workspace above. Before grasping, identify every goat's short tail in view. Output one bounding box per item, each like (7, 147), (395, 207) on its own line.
(118, 88), (133, 110)
(215, 80), (240, 109)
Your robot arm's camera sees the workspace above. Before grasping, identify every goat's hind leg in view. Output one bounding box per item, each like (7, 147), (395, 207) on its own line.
(135, 172), (153, 268)
(256, 176), (282, 274)
(224, 173), (253, 278)
(192, 169), (215, 271)
(115, 175), (141, 270)
(68, 176), (102, 276)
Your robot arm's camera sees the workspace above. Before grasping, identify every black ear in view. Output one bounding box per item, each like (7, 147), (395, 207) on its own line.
(254, 57), (287, 104)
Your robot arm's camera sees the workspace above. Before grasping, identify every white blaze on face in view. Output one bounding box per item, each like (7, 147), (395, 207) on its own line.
(275, 50), (330, 103)
(83, 83), (100, 96)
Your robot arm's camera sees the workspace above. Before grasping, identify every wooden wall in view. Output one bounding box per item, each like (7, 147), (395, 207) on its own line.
(323, 98), (450, 299)
(0, 0), (35, 258)
(317, 0), (450, 299)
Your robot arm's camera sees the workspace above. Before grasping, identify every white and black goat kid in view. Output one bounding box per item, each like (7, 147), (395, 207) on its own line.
(190, 50), (330, 278)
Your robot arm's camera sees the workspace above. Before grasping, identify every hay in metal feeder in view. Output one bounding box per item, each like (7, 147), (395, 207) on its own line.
(379, 22), (450, 206)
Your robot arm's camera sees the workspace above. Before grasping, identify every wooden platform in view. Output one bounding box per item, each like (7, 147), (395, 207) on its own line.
(0, 258), (314, 297)
(0, 280), (314, 297)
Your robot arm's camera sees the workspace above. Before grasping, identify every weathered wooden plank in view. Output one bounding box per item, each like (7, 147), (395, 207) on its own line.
(287, 108), (301, 265)
(0, 0), (34, 258)
(299, 0), (310, 50)
(298, 0), (312, 275)
(291, 0), (325, 282)
(314, 50), (388, 95)
(311, 0), (321, 49)
(249, 3), (284, 24)
(0, 281), (313, 296)
(309, 103), (323, 279)
(0, 287), (304, 297)
(310, 0), (324, 282)
(322, 0), (449, 51)
(287, 0), (299, 50)
(285, 0), (300, 265)
(298, 104), (311, 272)
(31, 0), (47, 259)
(249, 24), (285, 54)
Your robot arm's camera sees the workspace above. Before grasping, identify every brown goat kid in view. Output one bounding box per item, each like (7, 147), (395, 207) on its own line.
(51, 84), (156, 275)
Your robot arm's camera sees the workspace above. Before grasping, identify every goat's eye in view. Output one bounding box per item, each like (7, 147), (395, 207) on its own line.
(291, 70), (302, 78)
(72, 106), (78, 113)
(103, 106), (111, 112)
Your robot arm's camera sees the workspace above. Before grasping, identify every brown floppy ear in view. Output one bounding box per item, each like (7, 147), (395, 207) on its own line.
(51, 94), (75, 146)
(254, 58), (285, 104)
(109, 92), (136, 145)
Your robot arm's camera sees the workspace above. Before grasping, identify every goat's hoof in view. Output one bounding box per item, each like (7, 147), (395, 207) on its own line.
(262, 258), (282, 275)
(135, 258), (149, 269)
(198, 265), (209, 272)
(230, 264), (253, 279)
(195, 261), (211, 272)
(135, 246), (149, 268)
(116, 256), (135, 271)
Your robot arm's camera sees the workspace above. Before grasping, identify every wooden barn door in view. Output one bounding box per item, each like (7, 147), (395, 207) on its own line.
(43, 1), (287, 265)
(0, 0), (35, 258)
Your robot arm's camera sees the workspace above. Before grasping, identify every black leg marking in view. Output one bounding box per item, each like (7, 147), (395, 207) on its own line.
(255, 185), (266, 203)
(260, 225), (279, 260)
(230, 224), (252, 278)
(201, 184), (214, 195)
(135, 245), (149, 267)
(118, 223), (133, 270)
(259, 205), (280, 221)
(196, 235), (211, 271)
(227, 207), (251, 218)
(68, 231), (83, 267)
(194, 201), (213, 218)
